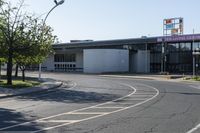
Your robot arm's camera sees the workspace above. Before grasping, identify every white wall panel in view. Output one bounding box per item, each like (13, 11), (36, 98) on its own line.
(84, 49), (129, 73)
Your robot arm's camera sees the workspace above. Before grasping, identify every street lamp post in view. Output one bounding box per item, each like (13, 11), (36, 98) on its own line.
(145, 43), (148, 73)
(193, 48), (200, 77)
(38, 0), (65, 80)
(193, 54), (195, 77)
(192, 29), (195, 77)
(161, 38), (165, 73)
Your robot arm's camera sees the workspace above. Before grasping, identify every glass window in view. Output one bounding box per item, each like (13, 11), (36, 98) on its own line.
(54, 54), (64, 62)
(149, 44), (162, 52)
(179, 52), (192, 64)
(168, 53), (179, 63)
(150, 53), (161, 63)
(54, 54), (76, 62)
(64, 54), (69, 62)
(193, 42), (200, 50)
(180, 43), (191, 51)
(167, 43), (179, 52)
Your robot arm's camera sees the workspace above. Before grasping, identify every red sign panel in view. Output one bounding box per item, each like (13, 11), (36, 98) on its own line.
(165, 19), (172, 24)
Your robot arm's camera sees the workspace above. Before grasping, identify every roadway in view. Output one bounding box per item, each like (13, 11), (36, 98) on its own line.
(0, 72), (199, 133)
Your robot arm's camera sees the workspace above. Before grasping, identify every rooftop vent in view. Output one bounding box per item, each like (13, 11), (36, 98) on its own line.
(141, 36), (147, 39)
(70, 40), (93, 43)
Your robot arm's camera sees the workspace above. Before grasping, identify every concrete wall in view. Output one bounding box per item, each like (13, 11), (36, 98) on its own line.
(129, 50), (150, 73)
(137, 50), (150, 73)
(84, 49), (129, 73)
(42, 55), (54, 71)
(76, 51), (83, 69)
(129, 51), (137, 72)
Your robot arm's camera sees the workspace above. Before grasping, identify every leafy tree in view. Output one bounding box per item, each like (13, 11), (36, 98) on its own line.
(13, 17), (55, 81)
(0, 0), (5, 79)
(0, 1), (55, 84)
(0, 1), (27, 85)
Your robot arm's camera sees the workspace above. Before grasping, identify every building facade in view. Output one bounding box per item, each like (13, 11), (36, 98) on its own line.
(42, 34), (200, 74)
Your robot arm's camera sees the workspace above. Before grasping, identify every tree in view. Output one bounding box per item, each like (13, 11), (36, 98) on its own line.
(13, 17), (55, 81)
(0, 0), (3, 7)
(0, 1), (27, 85)
(0, 0), (5, 80)
(0, 1), (55, 84)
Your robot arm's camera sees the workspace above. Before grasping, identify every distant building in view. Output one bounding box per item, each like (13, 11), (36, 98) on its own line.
(42, 34), (200, 74)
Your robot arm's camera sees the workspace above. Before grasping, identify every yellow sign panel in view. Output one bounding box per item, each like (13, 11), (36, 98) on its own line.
(171, 29), (179, 35)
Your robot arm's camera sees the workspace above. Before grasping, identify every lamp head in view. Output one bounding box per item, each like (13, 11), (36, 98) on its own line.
(57, 0), (65, 5)
(54, 0), (58, 5)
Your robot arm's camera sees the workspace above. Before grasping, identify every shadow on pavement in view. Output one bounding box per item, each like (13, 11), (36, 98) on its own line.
(166, 91), (200, 96)
(17, 89), (121, 103)
(179, 92), (200, 95)
(0, 108), (41, 132)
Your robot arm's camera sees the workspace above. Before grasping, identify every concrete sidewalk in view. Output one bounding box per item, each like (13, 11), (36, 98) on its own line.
(100, 74), (198, 83)
(0, 80), (62, 99)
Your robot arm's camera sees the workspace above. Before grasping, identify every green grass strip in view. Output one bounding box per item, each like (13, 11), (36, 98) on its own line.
(0, 80), (40, 89)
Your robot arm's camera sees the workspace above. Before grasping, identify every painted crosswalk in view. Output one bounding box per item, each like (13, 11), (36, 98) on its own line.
(0, 83), (159, 133)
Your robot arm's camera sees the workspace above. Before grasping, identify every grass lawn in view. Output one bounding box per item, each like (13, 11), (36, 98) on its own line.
(0, 80), (41, 89)
(184, 76), (200, 81)
(192, 76), (200, 81)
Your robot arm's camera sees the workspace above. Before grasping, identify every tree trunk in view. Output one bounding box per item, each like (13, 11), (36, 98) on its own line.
(15, 64), (18, 77)
(20, 65), (26, 82)
(0, 61), (1, 79)
(22, 69), (25, 82)
(7, 48), (13, 85)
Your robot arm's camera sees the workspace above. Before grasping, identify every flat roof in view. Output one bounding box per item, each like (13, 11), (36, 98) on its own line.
(53, 34), (200, 49)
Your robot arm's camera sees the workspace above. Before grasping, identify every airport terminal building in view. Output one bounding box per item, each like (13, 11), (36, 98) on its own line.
(42, 34), (200, 74)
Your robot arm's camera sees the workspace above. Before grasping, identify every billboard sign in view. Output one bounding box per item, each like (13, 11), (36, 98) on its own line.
(163, 18), (183, 36)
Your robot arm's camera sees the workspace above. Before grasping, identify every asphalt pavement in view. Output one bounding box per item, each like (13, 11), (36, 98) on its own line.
(0, 72), (199, 133)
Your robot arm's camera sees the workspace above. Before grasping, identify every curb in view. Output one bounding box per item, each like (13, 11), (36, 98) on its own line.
(100, 75), (200, 84)
(99, 75), (186, 82)
(180, 80), (200, 83)
(0, 81), (63, 99)
(100, 75), (156, 80)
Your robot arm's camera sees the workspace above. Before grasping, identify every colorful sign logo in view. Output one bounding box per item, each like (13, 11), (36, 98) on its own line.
(166, 24), (174, 29)
(163, 18), (183, 36)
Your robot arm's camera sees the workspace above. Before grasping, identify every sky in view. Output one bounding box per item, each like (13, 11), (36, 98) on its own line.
(9, 0), (200, 42)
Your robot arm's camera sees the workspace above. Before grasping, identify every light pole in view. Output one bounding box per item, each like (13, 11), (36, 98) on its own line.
(192, 29), (195, 77)
(193, 48), (200, 77)
(193, 53), (195, 77)
(145, 43), (148, 73)
(161, 38), (165, 73)
(39, 0), (65, 80)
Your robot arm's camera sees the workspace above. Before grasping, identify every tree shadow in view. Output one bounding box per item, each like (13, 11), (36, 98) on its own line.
(179, 92), (200, 95)
(17, 89), (121, 104)
(0, 108), (41, 132)
(166, 91), (200, 96)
